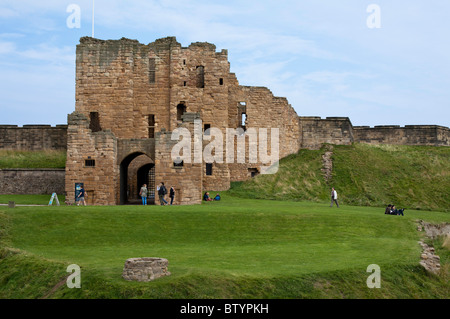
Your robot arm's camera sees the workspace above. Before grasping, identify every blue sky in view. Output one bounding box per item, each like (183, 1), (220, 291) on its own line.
(0, 0), (449, 127)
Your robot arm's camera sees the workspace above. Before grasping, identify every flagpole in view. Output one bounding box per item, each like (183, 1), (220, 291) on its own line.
(92, 0), (95, 38)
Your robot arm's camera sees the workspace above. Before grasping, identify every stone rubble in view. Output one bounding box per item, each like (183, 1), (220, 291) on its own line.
(122, 257), (171, 282)
(417, 220), (450, 275)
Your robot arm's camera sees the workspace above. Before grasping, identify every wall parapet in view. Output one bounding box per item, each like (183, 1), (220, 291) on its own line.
(299, 117), (449, 149)
(353, 124), (449, 146)
(0, 124), (68, 151)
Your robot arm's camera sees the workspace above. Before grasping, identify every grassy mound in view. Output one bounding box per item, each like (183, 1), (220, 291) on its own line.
(0, 150), (66, 169)
(228, 143), (450, 212)
(0, 198), (448, 299)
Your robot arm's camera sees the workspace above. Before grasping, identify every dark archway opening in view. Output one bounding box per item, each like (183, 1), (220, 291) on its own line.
(137, 163), (155, 205)
(120, 153), (155, 205)
(177, 103), (186, 121)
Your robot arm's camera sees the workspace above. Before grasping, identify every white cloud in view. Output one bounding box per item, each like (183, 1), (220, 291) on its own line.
(0, 41), (16, 54)
(0, 7), (18, 18)
(19, 44), (75, 65)
(0, 0), (449, 127)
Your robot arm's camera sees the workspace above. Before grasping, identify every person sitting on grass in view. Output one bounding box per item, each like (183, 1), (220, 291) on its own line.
(388, 205), (405, 216)
(203, 192), (213, 201)
(385, 204), (392, 214)
(392, 205), (405, 216)
(214, 193), (221, 201)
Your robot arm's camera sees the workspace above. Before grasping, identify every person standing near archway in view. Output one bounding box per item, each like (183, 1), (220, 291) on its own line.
(139, 184), (148, 205)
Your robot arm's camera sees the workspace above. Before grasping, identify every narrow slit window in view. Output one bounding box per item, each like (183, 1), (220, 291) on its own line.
(204, 124), (211, 136)
(177, 103), (186, 121)
(219, 78), (223, 85)
(89, 112), (101, 132)
(206, 163), (213, 176)
(241, 113), (247, 127)
(148, 114), (155, 138)
(196, 66), (205, 88)
(149, 58), (156, 83)
(238, 102), (247, 131)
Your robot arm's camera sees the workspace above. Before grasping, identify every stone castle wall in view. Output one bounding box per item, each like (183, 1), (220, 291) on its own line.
(0, 125), (67, 150)
(298, 117), (450, 149)
(63, 36), (303, 205)
(65, 112), (118, 205)
(0, 168), (65, 195)
(353, 125), (449, 146)
(299, 117), (354, 150)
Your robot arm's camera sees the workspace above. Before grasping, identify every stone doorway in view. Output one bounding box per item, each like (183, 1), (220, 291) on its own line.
(137, 163), (155, 205)
(120, 152), (154, 205)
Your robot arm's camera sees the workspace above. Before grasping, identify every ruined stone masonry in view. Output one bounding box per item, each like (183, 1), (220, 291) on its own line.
(122, 257), (171, 282)
(417, 220), (450, 275)
(64, 36), (300, 206)
(0, 36), (449, 203)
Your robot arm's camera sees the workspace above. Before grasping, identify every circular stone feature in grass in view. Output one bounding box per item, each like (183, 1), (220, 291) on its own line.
(122, 257), (171, 282)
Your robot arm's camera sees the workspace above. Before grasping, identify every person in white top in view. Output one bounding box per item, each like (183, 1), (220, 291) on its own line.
(330, 187), (339, 208)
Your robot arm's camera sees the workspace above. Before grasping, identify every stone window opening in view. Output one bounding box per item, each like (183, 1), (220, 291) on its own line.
(174, 157), (184, 168)
(89, 112), (102, 132)
(148, 114), (155, 138)
(206, 163), (213, 176)
(219, 78), (224, 85)
(177, 103), (187, 121)
(240, 113), (247, 132)
(238, 102), (247, 132)
(241, 113), (247, 126)
(85, 159), (96, 167)
(183, 81), (187, 87)
(196, 66), (205, 88)
(204, 123), (211, 136)
(149, 58), (156, 83)
(249, 168), (259, 178)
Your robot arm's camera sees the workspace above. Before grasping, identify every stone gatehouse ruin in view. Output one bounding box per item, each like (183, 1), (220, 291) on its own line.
(1, 36), (449, 204)
(65, 36), (302, 206)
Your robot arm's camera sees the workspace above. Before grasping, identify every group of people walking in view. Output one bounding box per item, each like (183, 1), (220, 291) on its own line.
(139, 182), (175, 206)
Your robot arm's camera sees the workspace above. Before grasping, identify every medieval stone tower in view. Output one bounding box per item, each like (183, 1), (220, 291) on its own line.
(65, 37), (300, 205)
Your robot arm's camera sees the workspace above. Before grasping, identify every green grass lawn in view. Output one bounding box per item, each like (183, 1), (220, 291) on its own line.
(0, 150), (66, 169)
(0, 194), (65, 205)
(0, 195), (448, 299)
(229, 143), (450, 212)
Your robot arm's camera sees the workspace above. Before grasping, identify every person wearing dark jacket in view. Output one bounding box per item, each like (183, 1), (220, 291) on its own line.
(385, 204), (392, 214)
(169, 186), (175, 205)
(158, 182), (168, 206)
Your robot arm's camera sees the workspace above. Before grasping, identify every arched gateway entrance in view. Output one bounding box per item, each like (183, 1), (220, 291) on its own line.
(120, 152), (155, 205)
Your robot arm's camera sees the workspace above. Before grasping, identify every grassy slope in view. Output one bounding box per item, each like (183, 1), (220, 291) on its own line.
(0, 198), (449, 299)
(0, 144), (448, 298)
(0, 150), (66, 169)
(228, 143), (450, 212)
